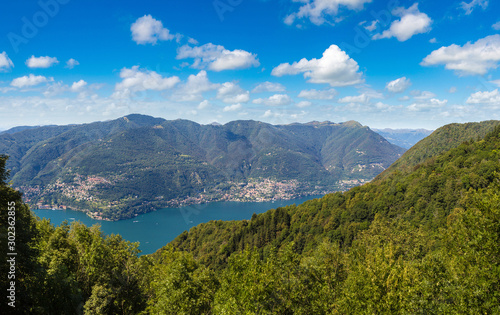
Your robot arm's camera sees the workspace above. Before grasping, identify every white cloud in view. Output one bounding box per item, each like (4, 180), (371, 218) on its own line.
(131, 15), (174, 45)
(386, 77), (411, 93)
(216, 82), (250, 104)
(398, 95), (410, 101)
(11, 74), (51, 88)
(177, 43), (260, 71)
(223, 103), (243, 112)
(466, 89), (500, 105)
(285, 0), (371, 26)
(0, 52), (14, 72)
(198, 100), (211, 110)
(373, 3), (432, 42)
(112, 66), (180, 99)
(360, 20), (377, 32)
(42, 82), (68, 97)
(253, 94), (292, 106)
(71, 80), (88, 92)
(374, 102), (394, 111)
(271, 45), (363, 87)
(188, 38), (199, 45)
(252, 81), (286, 93)
(411, 90), (436, 100)
(298, 88), (337, 99)
(429, 38), (437, 43)
(65, 58), (79, 69)
(421, 35), (500, 75)
(26, 55), (59, 68)
(296, 100), (312, 108)
(493, 21), (500, 31)
(338, 93), (370, 104)
(460, 0), (488, 15)
(449, 86), (458, 93)
(408, 98), (448, 111)
(172, 70), (219, 102)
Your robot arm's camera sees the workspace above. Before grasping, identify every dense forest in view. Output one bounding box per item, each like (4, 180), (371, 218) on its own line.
(0, 121), (499, 314)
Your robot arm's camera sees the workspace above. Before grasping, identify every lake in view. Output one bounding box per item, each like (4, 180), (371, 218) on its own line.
(33, 195), (323, 255)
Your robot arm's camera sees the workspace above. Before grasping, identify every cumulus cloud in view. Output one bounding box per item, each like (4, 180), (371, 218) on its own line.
(386, 77), (411, 93)
(198, 100), (211, 110)
(172, 70), (219, 102)
(112, 66), (180, 99)
(131, 15), (175, 45)
(253, 94), (292, 106)
(373, 3), (432, 42)
(460, 0), (488, 15)
(285, 0), (371, 26)
(466, 89), (500, 105)
(26, 56), (59, 68)
(11, 74), (51, 88)
(217, 82), (250, 104)
(0, 52), (14, 71)
(408, 98), (448, 111)
(177, 43), (260, 71)
(65, 58), (80, 69)
(271, 45), (363, 87)
(223, 103), (243, 112)
(252, 81), (286, 93)
(421, 35), (500, 76)
(298, 88), (337, 100)
(71, 80), (88, 92)
(338, 93), (371, 104)
(493, 21), (500, 30)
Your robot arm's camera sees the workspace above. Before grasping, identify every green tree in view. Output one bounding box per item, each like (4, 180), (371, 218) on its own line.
(0, 155), (43, 314)
(147, 247), (218, 314)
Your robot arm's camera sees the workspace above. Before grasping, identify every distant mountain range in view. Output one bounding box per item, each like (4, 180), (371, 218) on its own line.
(0, 114), (405, 220)
(373, 128), (433, 149)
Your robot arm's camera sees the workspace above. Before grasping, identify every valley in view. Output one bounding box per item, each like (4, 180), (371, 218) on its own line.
(1, 114), (403, 220)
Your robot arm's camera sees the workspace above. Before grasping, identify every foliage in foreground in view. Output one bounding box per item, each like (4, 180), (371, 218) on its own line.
(0, 124), (499, 314)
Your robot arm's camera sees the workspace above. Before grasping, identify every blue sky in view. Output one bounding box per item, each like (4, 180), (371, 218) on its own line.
(0, 0), (499, 129)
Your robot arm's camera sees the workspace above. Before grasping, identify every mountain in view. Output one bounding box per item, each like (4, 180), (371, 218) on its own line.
(379, 120), (500, 178)
(3, 121), (499, 313)
(157, 121), (500, 313)
(373, 128), (433, 149)
(168, 120), (500, 266)
(0, 125), (57, 135)
(0, 114), (405, 220)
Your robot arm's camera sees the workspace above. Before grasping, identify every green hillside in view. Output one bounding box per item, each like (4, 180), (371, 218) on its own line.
(168, 120), (500, 268)
(1, 121), (498, 313)
(0, 115), (404, 220)
(380, 120), (500, 176)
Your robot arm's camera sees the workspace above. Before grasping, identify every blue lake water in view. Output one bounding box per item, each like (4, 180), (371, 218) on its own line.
(33, 195), (323, 255)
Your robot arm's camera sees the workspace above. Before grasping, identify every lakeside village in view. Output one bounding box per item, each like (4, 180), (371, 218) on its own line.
(18, 175), (368, 221)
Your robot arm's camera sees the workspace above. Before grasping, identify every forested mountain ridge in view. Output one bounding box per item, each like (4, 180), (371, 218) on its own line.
(0, 114), (404, 220)
(378, 120), (500, 178)
(1, 121), (499, 313)
(168, 120), (500, 269)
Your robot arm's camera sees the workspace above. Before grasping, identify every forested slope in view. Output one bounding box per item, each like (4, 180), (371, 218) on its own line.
(169, 121), (500, 268)
(1, 121), (499, 314)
